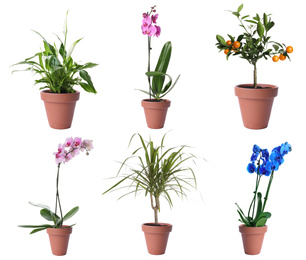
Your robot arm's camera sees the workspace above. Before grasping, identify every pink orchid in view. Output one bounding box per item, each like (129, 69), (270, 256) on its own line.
(64, 137), (73, 147)
(151, 14), (158, 23)
(155, 26), (161, 37)
(72, 137), (82, 149)
(81, 139), (94, 152)
(142, 24), (157, 36)
(143, 13), (148, 18)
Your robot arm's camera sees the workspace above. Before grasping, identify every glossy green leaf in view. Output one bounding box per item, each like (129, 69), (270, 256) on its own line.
(257, 21), (264, 38)
(216, 35), (227, 46)
(63, 206), (79, 222)
(237, 4), (243, 13)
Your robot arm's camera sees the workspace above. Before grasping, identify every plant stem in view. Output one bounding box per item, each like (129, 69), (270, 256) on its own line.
(147, 36), (152, 99)
(262, 170), (274, 212)
(150, 193), (159, 225)
(55, 163), (63, 224)
(253, 63), (258, 88)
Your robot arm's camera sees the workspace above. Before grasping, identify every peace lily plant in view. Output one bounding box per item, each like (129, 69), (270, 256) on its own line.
(19, 137), (93, 234)
(11, 11), (98, 94)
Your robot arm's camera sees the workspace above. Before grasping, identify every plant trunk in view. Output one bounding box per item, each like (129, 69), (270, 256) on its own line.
(150, 194), (160, 225)
(253, 63), (257, 88)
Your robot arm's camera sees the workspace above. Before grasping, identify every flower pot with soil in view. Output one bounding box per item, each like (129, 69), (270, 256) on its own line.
(11, 11), (98, 129)
(216, 4), (293, 129)
(103, 133), (199, 255)
(236, 143), (291, 255)
(138, 6), (180, 129)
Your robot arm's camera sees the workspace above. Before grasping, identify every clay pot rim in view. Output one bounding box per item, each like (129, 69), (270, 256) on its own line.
(142, 99), (171, 102)
(235, 84), (278, 99)
(142, 223), (172, 233)
(47, 225), (72, 235)
(239, 224), (267, 234)
(141, 99), (171, 109)
(41, 89), (80, 95)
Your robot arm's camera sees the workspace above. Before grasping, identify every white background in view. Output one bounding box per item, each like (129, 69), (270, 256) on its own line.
(1, 0), (304, 259)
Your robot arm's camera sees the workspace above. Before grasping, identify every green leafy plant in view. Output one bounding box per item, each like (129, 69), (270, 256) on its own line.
(139, 7), (180, 100)
(103, 133), (197, 225)
(11, 11), (98, 94)
(216, 4), (293, 88)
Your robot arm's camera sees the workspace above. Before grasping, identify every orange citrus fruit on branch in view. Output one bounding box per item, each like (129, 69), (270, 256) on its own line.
(279, 54), (286, 61)
(272, 55), (279, 62)
(233, 41), (241, 48)
(226, 40), (232, 46)
(224, 49), (230, 54)
(286, 46), (293, 53)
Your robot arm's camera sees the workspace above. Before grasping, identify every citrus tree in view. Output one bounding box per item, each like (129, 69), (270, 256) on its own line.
(216, 4), (293, 88)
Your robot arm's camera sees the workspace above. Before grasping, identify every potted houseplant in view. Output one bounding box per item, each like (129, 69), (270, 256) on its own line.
(19, 137), (93, 256)
(236, 142), (291, 255)
(139, 6), (180, 129)
(216, 4), (293, 129)
(103, 133), (198, 255)
(11, 11), (98, 129)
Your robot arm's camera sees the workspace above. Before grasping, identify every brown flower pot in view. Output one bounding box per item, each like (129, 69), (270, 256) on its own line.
(239, 225), (267, 255)
(235, 84), (278, 129)
(142, 223), (172, 255)
(41, 90), (80, 129)
(141, 99), (171, 129)
(47, 226), (72, 256)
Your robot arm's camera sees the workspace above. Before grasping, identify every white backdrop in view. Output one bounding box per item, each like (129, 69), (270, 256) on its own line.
(1, 0), (304, 259)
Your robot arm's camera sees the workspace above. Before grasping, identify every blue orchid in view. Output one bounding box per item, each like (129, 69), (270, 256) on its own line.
(236, 142), (292, 228)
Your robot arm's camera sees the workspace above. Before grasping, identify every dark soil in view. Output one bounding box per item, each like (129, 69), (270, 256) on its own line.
(145, 223), (167, 226)
(238, 85), (271, 89)
(143, 99), (167, 102)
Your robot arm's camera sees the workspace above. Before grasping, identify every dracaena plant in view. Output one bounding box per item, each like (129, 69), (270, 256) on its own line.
(236, 142), (291, 227)
(216, 4), (293, 88)
(11, 11), (98, 94)
(138, 6), (180, 101)
(103, 133), (197, 225)
(19, 137), (93, 234)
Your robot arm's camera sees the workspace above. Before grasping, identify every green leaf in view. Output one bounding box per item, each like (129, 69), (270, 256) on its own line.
(232, 11), (240, 18)
(237, 4), (243, 13)
(245, 20), (257, 24)
(241, 15), (249, 20)
(257, 21), (264, 38)
(79, 70), (97, 93)
(256, 218), (268, 227)
(63, 206), (79, 222)
(263, 13), (268, 29)
(254, 192), (263, 221)
(28, 202), (51, 210)
(152, 41), (172, 95)
(40, 208), (59, 222)
(216, 35), (227, 46)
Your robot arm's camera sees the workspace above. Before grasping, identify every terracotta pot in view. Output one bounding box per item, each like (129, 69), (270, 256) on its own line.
(235, 84), (278, 129)
(142, 223), (172, 255)
(141, 99), (171, 129)
(239, 225), (267, 255)
(41, 90), (80, 129)
(47, 226), (72, 256)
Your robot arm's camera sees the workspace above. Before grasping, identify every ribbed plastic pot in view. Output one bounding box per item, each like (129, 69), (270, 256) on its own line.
(41, 90), (80, 129)
(47, 226), (72, 256)
(235, 84), (278, 129)
(239, 225), (267, 255)
(142, 223), (172, 255)
(141, 99), (171, 129)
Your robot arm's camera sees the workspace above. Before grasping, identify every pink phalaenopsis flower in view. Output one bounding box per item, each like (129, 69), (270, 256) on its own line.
(81, 139), (94, 152)
(155, 26), (161, 37)
(151, 14), (158, 23)
(54, 144), (66, 164)
(141, 10), (160, 37)
(64, 137), (73, 147)
(72, 137), (82, 149)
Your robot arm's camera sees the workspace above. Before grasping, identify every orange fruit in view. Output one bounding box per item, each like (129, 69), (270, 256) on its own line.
(272, 55), (279, 62)
(286, 46), (293, 53)
(279, 54), (286, 61)
(226, 40), (232, 46)
(233, 41), (241, 48)
(224, 49), (230, 54)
